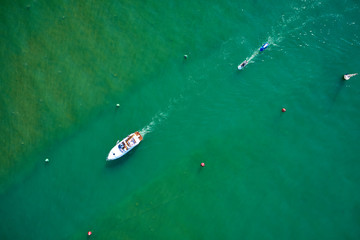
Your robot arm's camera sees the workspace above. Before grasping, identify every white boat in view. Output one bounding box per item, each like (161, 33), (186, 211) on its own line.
(343, 73), (358, 80)
(106, 131), (143, 161)
(238, 60), (248, 70)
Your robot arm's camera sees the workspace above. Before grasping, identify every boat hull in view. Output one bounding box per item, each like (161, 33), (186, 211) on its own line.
(238, 60), (248, 70)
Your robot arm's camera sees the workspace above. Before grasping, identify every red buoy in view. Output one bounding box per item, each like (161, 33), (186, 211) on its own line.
(88, 231), (92, 236)
(282, 108), (286, 112)
(201, 162), (205, 167)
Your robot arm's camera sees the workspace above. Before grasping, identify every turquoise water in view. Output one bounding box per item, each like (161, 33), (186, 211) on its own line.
(1, 0), (360, 239)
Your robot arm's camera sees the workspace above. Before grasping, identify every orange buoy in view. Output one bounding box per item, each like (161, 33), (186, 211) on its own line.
(201, 162), (205, 167)
(88, 231), (92, 236)
(282, 108), (286, 112)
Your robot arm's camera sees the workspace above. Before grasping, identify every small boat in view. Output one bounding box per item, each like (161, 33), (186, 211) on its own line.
(238, 60), (248, 70)
(343, 73), (358, 80)
(260, 43), (269, 52)
(106, 131), (143, 161)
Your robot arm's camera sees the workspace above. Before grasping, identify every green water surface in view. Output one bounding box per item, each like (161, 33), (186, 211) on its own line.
(1, 0), (360, 239)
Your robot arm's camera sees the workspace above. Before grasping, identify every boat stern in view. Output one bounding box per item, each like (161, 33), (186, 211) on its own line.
(135, 131), (143, 141)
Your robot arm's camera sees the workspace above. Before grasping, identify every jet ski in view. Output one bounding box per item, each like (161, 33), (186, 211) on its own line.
(237, 60), (248, 70)
(260, 43), (269, 51)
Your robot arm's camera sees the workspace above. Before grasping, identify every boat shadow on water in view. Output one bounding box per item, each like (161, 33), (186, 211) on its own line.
(331, 78), (346, 103)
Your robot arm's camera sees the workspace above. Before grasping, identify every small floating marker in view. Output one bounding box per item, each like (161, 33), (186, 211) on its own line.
(116, 103), (120, 108)
(282, 108), (286, 112)
(184, 55), (188, 59)
(201, 162), (205, 167)
(88, 231), (92, 236)
(45, 158), (49, 163)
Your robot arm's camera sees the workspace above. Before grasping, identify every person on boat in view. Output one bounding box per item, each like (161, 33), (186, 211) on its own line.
(343, 73), (358, 80)
(119, 142), (125, 150)
(240, 60), (248, 68)
(126, 136), (134, 146)
(121, 142), (128, 150)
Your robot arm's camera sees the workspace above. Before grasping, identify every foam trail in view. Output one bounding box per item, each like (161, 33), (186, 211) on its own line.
(139, 111), (168, 137)
(239, 0), (323, 69)
(240, 42), (264, 67)
(247, 50), (259, 62)
(242, 34), (282, 66)
(139, 118), (156, 137)
(138, 96), (183, 137)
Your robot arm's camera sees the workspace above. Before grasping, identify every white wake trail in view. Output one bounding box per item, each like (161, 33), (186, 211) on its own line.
(139, 111), (168, 137)
(138, 95), (183, 138)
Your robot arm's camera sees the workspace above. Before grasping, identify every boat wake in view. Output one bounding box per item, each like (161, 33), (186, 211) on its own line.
(139, 95), (183, 138)
(237, 0), (324, 69)
(139, 111), (168, 138)
(246, 49), (259, 62)
(242, 36), (275, 66)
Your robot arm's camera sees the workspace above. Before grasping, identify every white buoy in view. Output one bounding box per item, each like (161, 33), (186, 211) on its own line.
(116, 103), (120, 107)
(45, 158), (49, 163)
